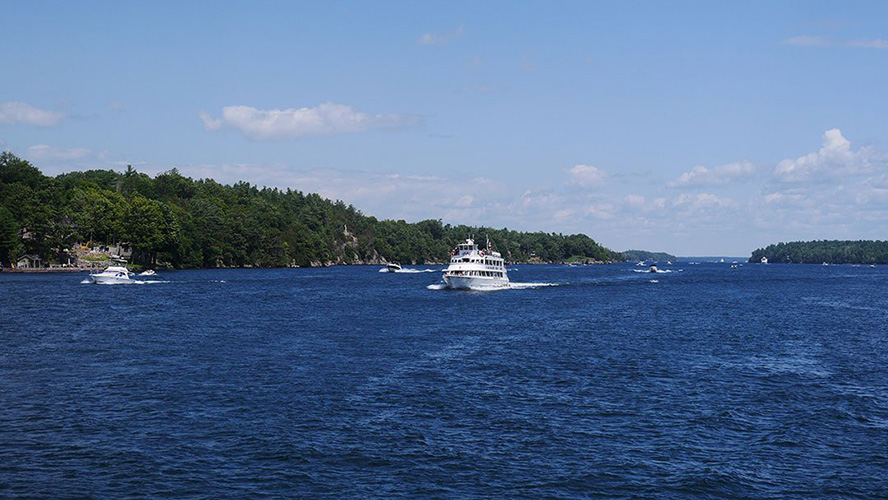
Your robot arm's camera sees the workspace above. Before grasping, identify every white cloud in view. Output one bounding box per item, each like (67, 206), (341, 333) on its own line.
(669, 161), (756, 188)
(0, 101), (66, 127)
(553, 209), (574, 220)
(417, 26), (464, 45)
(624, 194), (645, 207)
(583, 202), (616, 220)
(520, 188), (566, 210)
(782, 35), (888, 49)
(199, 103), (421, 140)
(673, 192), (738, 210)
(774, 128), (883, 182)
(782, 35), (832, 47)
(845, 39), (888, 49)
(26, 145), (92, 161)
(566, 164), (607, 188)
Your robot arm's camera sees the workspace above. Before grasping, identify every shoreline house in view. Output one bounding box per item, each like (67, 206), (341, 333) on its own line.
(15, 254), (43, 269)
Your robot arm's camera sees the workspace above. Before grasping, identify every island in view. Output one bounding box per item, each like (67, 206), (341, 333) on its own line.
(621, 250), (677, 263)
(0, 152), (624, 269)
(749, 240), (888, 264)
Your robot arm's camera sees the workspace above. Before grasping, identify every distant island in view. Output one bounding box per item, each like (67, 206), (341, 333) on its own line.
(621, 250), (677, 262)
(750, 240), (888, 264)
(0, 152), (624, 269)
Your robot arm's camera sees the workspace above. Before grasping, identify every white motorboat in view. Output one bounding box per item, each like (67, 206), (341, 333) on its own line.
(442, 238), (509, 289)
(90, 264), (134, 284)
(383, 262), (402, 272)
(139, 269), (156, 276)
(761, 256), (768, 264)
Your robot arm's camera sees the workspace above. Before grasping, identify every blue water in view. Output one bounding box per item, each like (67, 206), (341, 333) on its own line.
(2, 264), (887, 498)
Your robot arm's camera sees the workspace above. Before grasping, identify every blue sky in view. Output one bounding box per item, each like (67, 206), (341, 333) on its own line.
(3, 1), (888, 255)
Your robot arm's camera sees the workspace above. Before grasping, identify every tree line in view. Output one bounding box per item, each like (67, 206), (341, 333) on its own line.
(749, 240), (888, 264)
(0, 152), (623, 268)
(620, 250), (677, 262)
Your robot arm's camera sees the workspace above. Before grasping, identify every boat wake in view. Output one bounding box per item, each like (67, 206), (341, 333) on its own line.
(380, 268), (438, 273)
(86, 279), (171, 285)
(633, 269), (676, 274)
(508, 282), (559, 289)
(427, 281), (558, 291)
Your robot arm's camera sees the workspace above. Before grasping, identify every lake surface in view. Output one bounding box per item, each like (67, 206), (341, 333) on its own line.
(2, 263), (887, 498)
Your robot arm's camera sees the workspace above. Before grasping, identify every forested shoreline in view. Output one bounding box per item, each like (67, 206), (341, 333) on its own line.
(750, 240), (888, 264)
(0, 152), (622, 268)
(620, 250), (677, 262)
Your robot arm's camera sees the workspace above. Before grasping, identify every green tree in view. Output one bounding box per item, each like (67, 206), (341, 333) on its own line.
(69, 187), (126, 243)
(123, 196), (181, 264)
(0, 206), (18, 266)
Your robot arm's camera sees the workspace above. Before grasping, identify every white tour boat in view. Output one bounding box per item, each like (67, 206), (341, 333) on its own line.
(442, 238), (509, 289)
(90, 263), (135, 284)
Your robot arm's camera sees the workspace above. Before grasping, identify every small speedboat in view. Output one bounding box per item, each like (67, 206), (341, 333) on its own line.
(384, 262), (402, 273)
(649, 264), (659, 273)
(90, 264), (134, 284)
(139, 269), (156, 276)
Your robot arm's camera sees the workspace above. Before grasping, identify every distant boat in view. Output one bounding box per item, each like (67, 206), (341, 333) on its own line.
(761, 257), (768, 264)
(383, 262), (401, 272)
(649, 264), (659, 273)
(822, 262), (829, 266)
(636, 261), (646, 266)
(139, 269), (156, 276)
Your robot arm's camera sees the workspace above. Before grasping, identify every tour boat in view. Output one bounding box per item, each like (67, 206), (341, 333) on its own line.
(442, 238), (509, 289)
(90, 263), (134, 284)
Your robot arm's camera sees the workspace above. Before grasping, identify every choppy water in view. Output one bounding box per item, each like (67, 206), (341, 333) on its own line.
(2, 263), (887, 498)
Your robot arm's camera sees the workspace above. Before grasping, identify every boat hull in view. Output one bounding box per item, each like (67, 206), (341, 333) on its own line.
(443, 274), (509, 290)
